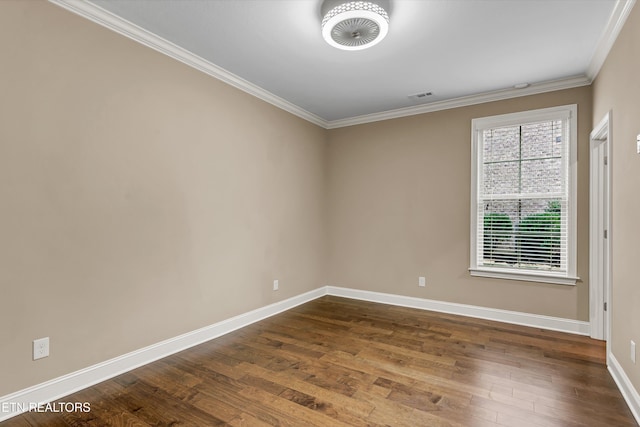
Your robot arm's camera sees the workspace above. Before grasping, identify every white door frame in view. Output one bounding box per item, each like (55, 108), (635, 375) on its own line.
(589, 111), (612, 346)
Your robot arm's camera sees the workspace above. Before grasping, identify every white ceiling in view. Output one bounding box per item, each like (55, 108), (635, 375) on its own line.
(70, 0), (628, 127)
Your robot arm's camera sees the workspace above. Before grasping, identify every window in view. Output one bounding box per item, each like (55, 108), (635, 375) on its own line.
(470, 105), (578, 285)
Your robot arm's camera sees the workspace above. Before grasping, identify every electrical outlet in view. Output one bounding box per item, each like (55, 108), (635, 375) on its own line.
(273, 279), (279, 291)
(631, 340), (636, 364)
(419, 276), (426, 287)
(33, 337), (49, 360)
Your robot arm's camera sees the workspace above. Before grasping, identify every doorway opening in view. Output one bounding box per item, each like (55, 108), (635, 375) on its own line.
(589, 111), (611, 349)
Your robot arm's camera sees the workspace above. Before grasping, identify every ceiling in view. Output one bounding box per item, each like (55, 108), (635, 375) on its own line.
(60, 0), (630, 128)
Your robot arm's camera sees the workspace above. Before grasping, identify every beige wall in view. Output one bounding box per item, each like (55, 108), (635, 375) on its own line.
(0, 1), (327, 395)
(327, 87), (593, 320)
(593, 2), (640, 395)
(3, 0), (628, 403)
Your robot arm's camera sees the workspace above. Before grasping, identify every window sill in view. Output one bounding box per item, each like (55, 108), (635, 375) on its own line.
(469, 268), (579, 286)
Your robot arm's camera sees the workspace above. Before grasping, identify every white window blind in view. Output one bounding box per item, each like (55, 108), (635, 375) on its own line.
(470, 105), (578, 285)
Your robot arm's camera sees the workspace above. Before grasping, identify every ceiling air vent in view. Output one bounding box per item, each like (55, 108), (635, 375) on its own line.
(408, 92), (433, 101)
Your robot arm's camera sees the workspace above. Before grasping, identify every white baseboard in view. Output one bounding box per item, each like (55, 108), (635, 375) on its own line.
(326, 286), (591, 336)
(0, 285), (593, 422)
(0, 287), (325, 422)
(608, 353), (640, 425)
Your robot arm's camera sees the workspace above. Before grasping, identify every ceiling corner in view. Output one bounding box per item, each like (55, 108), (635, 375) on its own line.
(586, 0), (637, 80)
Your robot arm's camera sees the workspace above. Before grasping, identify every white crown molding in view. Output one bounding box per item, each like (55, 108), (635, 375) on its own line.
(49, 0), (633, 130)
(326, 76), (592, 129)
(325, 286), (591, 335)
(608, 353), (640, 425)
(587, 0), (637, 80)
(48, 0), (329, 129)
(326, 0), (634, 128)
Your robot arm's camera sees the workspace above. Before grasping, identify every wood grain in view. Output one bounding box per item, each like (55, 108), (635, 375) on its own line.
(3, 296), (637, 426)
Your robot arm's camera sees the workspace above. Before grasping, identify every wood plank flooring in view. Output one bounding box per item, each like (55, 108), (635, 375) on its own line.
(2, 296), (637, 426)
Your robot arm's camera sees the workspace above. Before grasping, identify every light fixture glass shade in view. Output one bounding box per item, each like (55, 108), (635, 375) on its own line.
(322, 1), (389, 51)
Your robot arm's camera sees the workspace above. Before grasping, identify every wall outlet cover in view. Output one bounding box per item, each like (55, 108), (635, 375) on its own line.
(33, 337), (50, 360)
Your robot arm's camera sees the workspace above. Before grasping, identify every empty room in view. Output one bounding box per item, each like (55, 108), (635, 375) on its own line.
(1, 0), (639, 425)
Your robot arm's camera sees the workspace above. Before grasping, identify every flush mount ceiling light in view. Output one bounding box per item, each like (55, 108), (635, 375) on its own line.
(321, 1), (389, 51)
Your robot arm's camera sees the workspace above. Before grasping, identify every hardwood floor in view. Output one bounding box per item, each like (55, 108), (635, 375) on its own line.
(2, 296), (637, 426)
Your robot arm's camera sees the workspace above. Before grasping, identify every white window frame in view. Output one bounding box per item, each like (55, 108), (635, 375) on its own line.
(469, 105), (579, 286)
